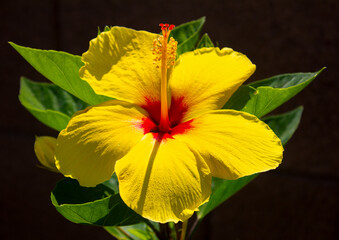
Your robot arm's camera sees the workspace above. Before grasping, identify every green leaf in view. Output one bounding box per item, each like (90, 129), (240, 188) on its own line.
(97, 25), (112, 35)
(263, 106), (303, 144)
(171, 17), (205, 56)
(10, 42), (111, 105)
(19, 77), (88, 131)
(105, 223), (158, 240)
(224, 68), (324, 117)
(51, 178), (143, 226)
(101, 173), (119, 193)
(196, 33), (214, 48)
(197, 106), (304, 220)
(104, 26), (111, 32)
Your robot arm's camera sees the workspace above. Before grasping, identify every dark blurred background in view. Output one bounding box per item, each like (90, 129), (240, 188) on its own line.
(1, 0), (338, 239)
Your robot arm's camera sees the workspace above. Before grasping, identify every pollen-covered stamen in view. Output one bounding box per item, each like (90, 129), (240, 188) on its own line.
(152, 26), (177, 68)
(152, 36), (164, 68)
(151, 23), (178, 133)
(166, 37), (177, 67)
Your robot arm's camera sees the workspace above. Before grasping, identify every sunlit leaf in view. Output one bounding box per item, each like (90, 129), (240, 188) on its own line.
(51, 178), (143, 226)
(224, 68), (324, 117)
(171, 17), (206, 55)
(10, 42), (111, 105)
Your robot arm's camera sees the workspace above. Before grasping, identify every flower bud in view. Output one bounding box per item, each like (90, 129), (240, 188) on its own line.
(34, 136), (59, 173)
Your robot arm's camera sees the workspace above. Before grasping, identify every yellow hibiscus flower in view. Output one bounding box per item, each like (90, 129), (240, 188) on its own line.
(54, 24), (283, 223)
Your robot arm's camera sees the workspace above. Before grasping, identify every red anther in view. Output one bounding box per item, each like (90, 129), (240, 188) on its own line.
(159, 23), (164, 27)
(169, 24), (175, 30)
(161, 26), (166, 31)
(164, 23), (169, 27)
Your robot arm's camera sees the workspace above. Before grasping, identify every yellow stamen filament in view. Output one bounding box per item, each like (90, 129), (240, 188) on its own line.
(152, 24), (177, 132)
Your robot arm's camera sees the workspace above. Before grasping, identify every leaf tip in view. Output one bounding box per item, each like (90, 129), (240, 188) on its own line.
(8, 41), (18, 49)
(296, 105), (304, 111)
(317, 66), (326, 74)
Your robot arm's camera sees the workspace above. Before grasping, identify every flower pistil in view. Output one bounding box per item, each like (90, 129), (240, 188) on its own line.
(152, 23), (177, 133)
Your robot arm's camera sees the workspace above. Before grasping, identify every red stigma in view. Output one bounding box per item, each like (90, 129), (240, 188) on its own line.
(159, 23), (175, 32)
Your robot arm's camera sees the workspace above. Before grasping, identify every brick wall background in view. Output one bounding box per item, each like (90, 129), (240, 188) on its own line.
(1, 0), (338, 239)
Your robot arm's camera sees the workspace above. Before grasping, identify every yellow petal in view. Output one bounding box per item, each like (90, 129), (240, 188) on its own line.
(170, 48), (256, 121)
(55, 100), (148, 187)
(115, 134), (211, 223)
(80, 27), (161, 105)
(34, 136), (59, 173)
(175, 110), (283, 179)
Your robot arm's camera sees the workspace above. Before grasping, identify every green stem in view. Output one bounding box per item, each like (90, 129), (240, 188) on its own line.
(187, 217), (200, 239)
(180, 221), (188, 240)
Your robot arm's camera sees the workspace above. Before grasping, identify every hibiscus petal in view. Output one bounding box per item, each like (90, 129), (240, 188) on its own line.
(79, 27), (161, 105)
(55, 100), (147, 187)
(175, 110), (283, 179)
(170, 48), (256, 121)
(115, 134), (211, 223)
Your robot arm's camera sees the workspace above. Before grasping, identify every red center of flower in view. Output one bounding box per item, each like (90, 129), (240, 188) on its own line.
(140, 96), (193, 141)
